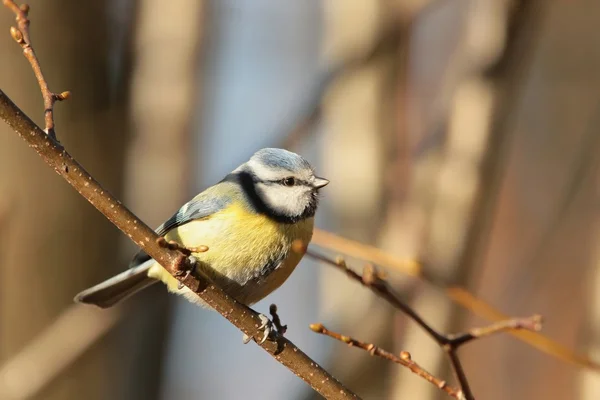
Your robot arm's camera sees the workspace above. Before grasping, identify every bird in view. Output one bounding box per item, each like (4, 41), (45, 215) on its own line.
(74, 148), (329, 343)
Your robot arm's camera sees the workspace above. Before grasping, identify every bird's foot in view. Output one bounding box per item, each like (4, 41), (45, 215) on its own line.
(156, 237), (208, 289)
(242, 313), (273, 345)
(242, 304), (288, 345)
(156, 237), (209, 256)
(176, 255), (197, 290)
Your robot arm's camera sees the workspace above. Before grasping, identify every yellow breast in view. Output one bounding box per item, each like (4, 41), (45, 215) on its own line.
(148, 202), (314, 305)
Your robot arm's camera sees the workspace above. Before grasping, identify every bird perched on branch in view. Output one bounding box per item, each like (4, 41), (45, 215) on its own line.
(75, 148), (328, 343)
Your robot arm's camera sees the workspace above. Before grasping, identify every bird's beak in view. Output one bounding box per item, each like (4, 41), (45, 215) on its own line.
(313, 177), (329, 189)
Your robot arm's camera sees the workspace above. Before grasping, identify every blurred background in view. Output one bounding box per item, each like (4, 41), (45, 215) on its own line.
(1, 0), (599, 399)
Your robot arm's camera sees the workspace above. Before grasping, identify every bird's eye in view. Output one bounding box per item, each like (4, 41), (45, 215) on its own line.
(282, 177), (295, 186)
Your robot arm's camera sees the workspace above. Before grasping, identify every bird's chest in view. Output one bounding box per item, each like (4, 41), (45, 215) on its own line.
(164, 204), (314, 304)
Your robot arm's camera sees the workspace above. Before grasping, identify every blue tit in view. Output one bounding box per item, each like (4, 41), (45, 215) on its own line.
(75, 148), (329, 315)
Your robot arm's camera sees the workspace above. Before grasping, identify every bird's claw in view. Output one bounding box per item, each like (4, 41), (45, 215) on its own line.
(242, 313), (273, 345)
(177, 255), (197, 290)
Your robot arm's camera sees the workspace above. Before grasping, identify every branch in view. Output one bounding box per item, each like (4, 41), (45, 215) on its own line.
(310, 323), (463, 399)
(311, 228), (600, 372)
(0, 3), (357, 399)
(3, 0), (69, 140)
(301, 245), (543, 399)
(448, 315), (543, 348)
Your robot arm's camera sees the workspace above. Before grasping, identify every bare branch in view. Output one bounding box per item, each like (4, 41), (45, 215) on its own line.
(3, 0), (70, 140)
(302, 246), (543, 399)
(311, 228), (600, 371)
(310, 323), (463, 399)
(0, 3), (357, 399)
(449, 315), (543, 348)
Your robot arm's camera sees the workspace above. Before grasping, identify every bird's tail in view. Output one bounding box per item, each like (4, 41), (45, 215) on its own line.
(74, 260), (157, 308)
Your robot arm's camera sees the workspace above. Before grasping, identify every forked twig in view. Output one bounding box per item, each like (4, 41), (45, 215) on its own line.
(3, 0), (70, 140)
(311, 229), (600, 371)
(300, 243), (543, 400)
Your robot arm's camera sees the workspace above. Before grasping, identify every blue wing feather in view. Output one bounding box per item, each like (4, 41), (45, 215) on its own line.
(129, 182), (236, 269)
(155, 191), (231, 236)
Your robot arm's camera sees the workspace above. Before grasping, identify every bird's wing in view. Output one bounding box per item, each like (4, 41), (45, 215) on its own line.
(129, 183), (235, 268)
(156, 187), (233, 236)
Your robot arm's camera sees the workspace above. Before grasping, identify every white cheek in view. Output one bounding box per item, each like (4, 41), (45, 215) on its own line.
(262, 186), (307, 216)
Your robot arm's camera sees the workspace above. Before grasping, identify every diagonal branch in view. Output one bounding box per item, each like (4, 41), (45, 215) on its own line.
(0, 3), (357, 399)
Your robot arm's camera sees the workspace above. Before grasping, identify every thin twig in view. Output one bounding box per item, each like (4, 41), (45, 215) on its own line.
(449, 315), (543, 348)
(311, 229), (600, 371)
(301, 246), (543, 400)
(0, 3), (357, 399)
(310, 323), (463, 399)
(3, 0), (70, 140)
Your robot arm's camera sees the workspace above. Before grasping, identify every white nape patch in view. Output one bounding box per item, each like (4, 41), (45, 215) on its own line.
(256, 182), (312, 217)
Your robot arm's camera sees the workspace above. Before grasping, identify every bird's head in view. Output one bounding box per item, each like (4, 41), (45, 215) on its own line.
(238, 148), (329, 223)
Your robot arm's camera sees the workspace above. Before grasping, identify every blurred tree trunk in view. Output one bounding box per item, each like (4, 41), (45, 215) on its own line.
(391, 1), (544, 398)
(317, 1), (407, 397)
(463, 1), (600, 399)
(582, 148), (600, 398)
(0, 1), (135, 400)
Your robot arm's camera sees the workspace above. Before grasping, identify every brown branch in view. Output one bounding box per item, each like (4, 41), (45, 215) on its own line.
(302, 246), (543, 400)
(448, 315), (543, 348)
(0, 3), (357, 399)
(310, 323), (463, 399)
(311, 229), (600, 372)
(3, 0), (70, 140)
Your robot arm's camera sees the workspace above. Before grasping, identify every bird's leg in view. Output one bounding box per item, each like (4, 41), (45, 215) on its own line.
(175, 255), (198, 290)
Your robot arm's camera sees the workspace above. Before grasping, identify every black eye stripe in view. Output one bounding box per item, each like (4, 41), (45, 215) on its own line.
(266, 178), (310, 186)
